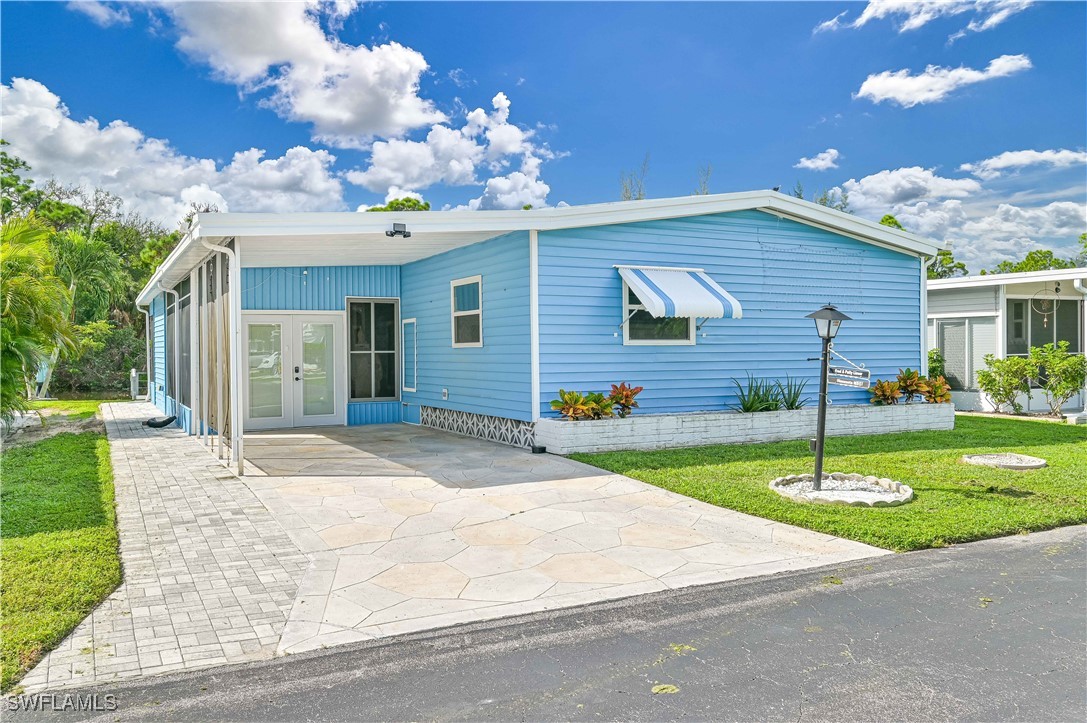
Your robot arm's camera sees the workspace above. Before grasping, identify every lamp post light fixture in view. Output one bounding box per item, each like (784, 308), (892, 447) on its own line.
(805, 304), (852, 491)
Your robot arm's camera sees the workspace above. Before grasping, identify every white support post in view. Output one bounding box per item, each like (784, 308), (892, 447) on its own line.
(920, 254), (933, 376)
(189, 267), (200, 436)
(139, 304), (151, 401)
(202, 238), (244, 474)
(529, 229), (540, 425)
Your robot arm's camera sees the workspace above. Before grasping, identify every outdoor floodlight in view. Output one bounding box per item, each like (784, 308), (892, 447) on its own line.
(386, 223), (411, 238)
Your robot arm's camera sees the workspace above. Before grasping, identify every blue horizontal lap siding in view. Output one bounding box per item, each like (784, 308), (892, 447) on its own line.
(537, 210), (922, 417)
(241, 265), (400, 310)
(401, 232), (532, 422)
(150, 295), (167, 413)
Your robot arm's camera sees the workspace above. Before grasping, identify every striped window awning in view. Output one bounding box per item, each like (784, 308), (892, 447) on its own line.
(617, 265), (742, 319)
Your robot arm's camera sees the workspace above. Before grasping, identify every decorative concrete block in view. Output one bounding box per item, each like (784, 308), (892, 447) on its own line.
(535, 403), (955, 455)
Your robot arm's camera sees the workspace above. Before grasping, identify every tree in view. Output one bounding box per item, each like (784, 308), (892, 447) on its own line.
(1076, 232), (1086, 266)
(37, 230), (125, 398)
(694, 164), (712, 195)
(928, 249), (968, 280)
(982, 249), (1077, 275)
(1, 217), (74, 420)
(365, 197), (431, 212)
(1, 142), (87, 229)
(791, 181), (850, 213)
(879, 214), (904, 230)
(620, 154), (649, 201)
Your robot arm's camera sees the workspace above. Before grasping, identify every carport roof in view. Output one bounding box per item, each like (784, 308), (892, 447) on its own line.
(136, 190), (944, 306)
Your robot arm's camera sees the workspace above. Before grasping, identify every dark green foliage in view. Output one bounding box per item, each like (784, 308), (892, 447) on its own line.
(775, 375), (809, 410)
(52, 321), (145, 394)
(365, 197), (431, 212)
(731, 375), (783, 412)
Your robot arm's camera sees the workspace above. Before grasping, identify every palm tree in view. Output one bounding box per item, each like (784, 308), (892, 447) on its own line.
(36, 230), (124, 399)
(1, 216), (73, 421)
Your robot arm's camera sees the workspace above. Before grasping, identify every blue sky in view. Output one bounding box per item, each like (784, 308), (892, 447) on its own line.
(2, 1), (1085, 271)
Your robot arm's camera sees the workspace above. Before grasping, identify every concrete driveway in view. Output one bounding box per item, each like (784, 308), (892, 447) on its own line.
(21, 403), (885, 692)
(242, 424), (887, 655)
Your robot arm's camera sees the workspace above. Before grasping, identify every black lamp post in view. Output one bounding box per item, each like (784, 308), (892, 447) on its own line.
(805, 304), (852, 491)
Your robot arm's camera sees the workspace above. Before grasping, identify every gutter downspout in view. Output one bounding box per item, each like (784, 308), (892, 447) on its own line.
(201, 239), (244, 474)
(157, 283), (180, 418)
(920, 254), (935, 377)
(1071, 277), (1087, 424)
(139, 304), (151, 401)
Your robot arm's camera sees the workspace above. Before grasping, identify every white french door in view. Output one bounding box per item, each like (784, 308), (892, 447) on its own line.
(243, 313), (346, 430)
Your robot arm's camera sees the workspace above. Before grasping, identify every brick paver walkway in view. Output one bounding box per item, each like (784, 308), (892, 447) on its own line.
(19, 403), (308, 692)
(20, 402), (887, 692)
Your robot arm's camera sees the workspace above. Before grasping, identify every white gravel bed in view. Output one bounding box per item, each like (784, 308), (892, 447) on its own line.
(769, 473), (914, 507)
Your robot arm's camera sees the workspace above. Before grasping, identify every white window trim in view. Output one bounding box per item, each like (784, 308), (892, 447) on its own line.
(401, 317), (417, 393)
(451, 275), (483, 348)
(622, 281), (695, 346)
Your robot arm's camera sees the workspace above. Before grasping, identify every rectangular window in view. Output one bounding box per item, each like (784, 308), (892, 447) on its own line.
(451, 276), (483, 347)
(349, 300), (398, 400)
(936, 316), (997, 391)
(623, 285), (694, 345)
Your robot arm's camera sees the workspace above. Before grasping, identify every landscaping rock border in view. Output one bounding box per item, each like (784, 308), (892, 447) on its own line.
(962, 453), (1047, 470)
(769, 472), (914, 507)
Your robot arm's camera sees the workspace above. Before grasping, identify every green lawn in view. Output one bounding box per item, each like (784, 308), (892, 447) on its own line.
(572, 416), (1087, 552)
(27, 399), (110, 421)
(0, 433), (121, 692)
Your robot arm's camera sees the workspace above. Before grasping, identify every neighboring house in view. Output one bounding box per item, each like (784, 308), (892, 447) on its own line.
(927, 268), (1087, 416)
(135, 191), (942, 470)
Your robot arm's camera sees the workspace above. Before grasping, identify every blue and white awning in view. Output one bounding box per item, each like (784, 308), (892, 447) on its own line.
(617, 265), (742, 319)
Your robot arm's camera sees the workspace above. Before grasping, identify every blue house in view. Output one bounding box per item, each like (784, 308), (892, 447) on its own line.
(135, 191), (942, 470)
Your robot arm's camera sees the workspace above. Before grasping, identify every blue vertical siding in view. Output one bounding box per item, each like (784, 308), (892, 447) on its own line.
(347, 401), (403, 425)
(240, 265), (401, 425)
(536, 210), (922, 417)
(401, 232), (532, 421)
(241, 266), (400, 310)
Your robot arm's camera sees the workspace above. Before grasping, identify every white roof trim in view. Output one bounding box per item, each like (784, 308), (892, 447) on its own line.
(929, 267), (1087, 290)
(137, 190), (942, 306)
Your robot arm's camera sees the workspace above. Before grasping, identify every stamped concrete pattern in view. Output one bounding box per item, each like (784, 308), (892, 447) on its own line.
(21, 404), (887, 692)
(18, 403), (309, 692)
(241, 424), (889, 656)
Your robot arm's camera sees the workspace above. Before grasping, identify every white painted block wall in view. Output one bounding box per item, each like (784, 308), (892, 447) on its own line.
(534, 403), (956, 454)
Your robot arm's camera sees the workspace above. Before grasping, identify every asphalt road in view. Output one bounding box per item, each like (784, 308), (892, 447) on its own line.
(11, 525), (1085, 722)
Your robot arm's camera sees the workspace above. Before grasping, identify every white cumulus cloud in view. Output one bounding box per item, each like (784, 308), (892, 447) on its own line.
(347, 92), (556, 210)
(794, 148), (841, 171)
(828, 165), (1085, 271)
(959, 149), (1087, 180)
(855, 54), (1032, 108)
(1, 78), (345, 224)
(162, 0), (445, 147)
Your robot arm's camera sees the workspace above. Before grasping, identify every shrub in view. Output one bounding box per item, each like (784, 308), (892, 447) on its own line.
(870, 379), (902, 405)
(52, 320), (145, 394)
(608, 382), (643, 418)
(776, 375), (809, 410)
(550, 389), (615, 420)
(923, 375), (953, 404)
(731, 375), (782, 413)
(976, 354), (1036, 414)
(896, 367), (929, 403)
(927, 348), (946, 381)
(1028, 341), (1087, 417)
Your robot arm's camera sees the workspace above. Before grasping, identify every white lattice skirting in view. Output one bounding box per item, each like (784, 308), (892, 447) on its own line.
(420, 407), (537, 448)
